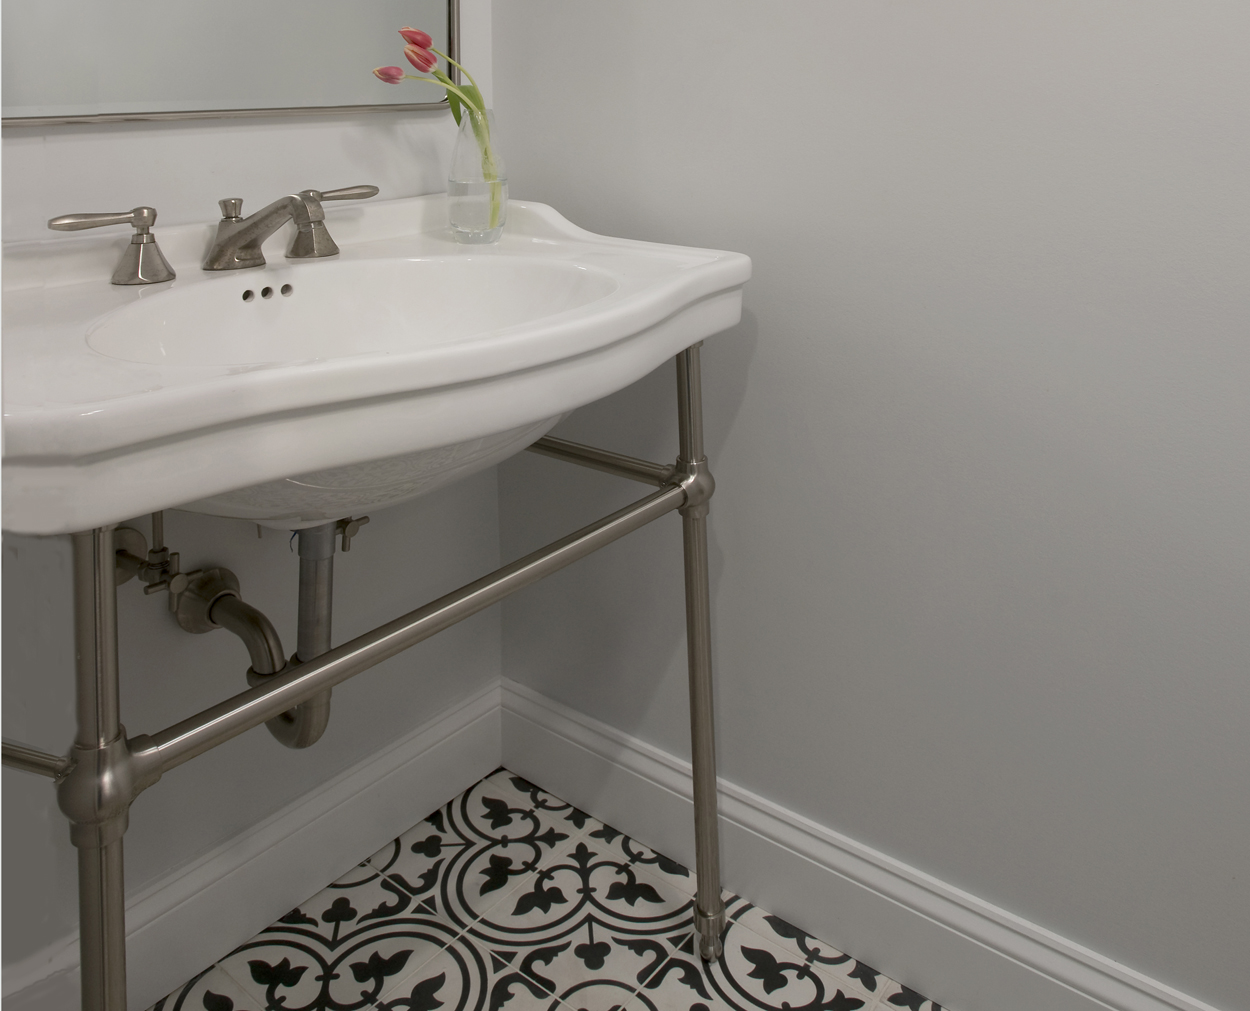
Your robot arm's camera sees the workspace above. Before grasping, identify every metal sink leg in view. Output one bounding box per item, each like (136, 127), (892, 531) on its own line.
(676, 343), (727, 961)
(66, 528), (130, 1010)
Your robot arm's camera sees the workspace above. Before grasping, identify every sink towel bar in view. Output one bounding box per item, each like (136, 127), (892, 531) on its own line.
(1, 343), (728, 1011)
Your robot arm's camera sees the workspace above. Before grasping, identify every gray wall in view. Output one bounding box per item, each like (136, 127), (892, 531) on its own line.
(0, 9), (503, 966)
(493, 4), (1250, 1009)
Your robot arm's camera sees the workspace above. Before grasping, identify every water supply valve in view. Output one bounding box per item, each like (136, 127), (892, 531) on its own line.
(336, 515), (370, 552)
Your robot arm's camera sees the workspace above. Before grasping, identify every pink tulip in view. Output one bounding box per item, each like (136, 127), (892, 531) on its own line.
(398, 27), (434, 48)
(403, 45), (438, 73)
(373, 65), (405, 84)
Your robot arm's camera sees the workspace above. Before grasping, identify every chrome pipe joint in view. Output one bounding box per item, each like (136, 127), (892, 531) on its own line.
(56, 731), (161, 848)
(674, 457), (715, 517)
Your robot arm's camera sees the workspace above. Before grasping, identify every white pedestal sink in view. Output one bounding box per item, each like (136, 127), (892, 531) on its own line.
(2, 193), (753, 1005)
(2, 195), (750, 533)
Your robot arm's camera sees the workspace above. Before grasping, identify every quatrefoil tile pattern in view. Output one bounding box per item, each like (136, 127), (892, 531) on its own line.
(150, 769), (948, 1011)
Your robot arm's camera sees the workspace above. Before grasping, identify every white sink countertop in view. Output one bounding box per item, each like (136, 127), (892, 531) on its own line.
(3, 195), (751, 534)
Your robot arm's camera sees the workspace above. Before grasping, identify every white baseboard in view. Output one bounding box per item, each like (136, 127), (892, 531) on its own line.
(499, 679), (1221, 1011)
(3, 681), (502, 1011)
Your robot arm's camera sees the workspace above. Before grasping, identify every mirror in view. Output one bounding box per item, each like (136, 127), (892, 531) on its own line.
(1, 0), (455, 125)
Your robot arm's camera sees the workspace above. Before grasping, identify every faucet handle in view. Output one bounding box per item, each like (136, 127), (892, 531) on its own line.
(47, 205), (176, 285)
(218, 198), (244, 220)
(48, 206), (159, 232)
(284, 186), (379, 260)
(314, 185), (380, 202)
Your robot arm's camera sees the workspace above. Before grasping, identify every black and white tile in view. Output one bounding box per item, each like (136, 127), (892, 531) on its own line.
(149, 770), (948, 1011)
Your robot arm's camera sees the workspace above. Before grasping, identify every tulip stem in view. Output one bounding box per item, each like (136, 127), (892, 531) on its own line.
(432, 48), (482, 98)
(390, 41), (502, 232)
(399, 74), (479, 111)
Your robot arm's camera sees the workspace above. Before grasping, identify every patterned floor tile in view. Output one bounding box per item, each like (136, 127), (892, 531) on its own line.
(215, 870), (462, 1010)
(367, 772), (588, 934)
(331, 857), (400, 891)
(401, 833), (690, 1011)
(574, 818), (698, 899)
(877, 984), (946, 1010)
(371, 940), (502, 1011)
(148, 965), (260, 1011)
(728, 902), (891, 1002)
(154, 769), (949, 1011)
(466, 837), (695, 949)
(557, 979), (652, 1011)
(627, 905), (878, 1011)
(484, 769), (599, 843)
(374, 921), (668, 1011)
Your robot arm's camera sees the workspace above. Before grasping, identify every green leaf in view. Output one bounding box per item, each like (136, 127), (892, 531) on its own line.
(432, 69), (463, 123)
(461, 83), (484, 114)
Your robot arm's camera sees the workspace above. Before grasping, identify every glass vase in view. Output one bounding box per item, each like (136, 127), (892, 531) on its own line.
(448, 107), (508, 244)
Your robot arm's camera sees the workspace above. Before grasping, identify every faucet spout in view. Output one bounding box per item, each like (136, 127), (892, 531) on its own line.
(202, 185), (378, 271)
(202, 192), (319, 270)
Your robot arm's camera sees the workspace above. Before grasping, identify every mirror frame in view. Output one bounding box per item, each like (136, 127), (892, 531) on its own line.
(1, 0), (459, 128)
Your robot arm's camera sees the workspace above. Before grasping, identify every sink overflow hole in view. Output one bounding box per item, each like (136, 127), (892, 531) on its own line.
(242, 284), (292, 302)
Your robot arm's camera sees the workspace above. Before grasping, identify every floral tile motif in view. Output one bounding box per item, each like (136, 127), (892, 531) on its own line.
(374, 918), (673, 1011)
(366, 771), (589, 932)
(878, 984), (946, 1010)
(153, 769), (949, 1011)
(214, 870), (461, 1011)
(570, 815), (698, 900)
(728, 902), (887, 1002)
(467, 836), (695, 945)
(628, 907), (874, 1011)
(434, 826), (694, 1008)
(147, 965), (260, 1011)
(372, 944), (520, 1011)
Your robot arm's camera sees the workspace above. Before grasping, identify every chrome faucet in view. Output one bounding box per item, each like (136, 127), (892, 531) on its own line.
(202, 185), (379, 270)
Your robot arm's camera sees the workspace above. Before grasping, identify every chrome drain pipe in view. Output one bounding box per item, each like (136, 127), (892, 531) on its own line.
(175, 565), (328, 749)
(210, 596), (285, 676)
(247, 523), (335, 749)
(296, 523), (335, 661)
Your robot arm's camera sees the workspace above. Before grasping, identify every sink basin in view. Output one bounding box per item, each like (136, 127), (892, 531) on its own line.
(2, 195), (750, 534)
(88, 258), (619, 367)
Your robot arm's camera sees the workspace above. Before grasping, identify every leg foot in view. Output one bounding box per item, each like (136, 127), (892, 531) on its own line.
(695, 905), (726, 961)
